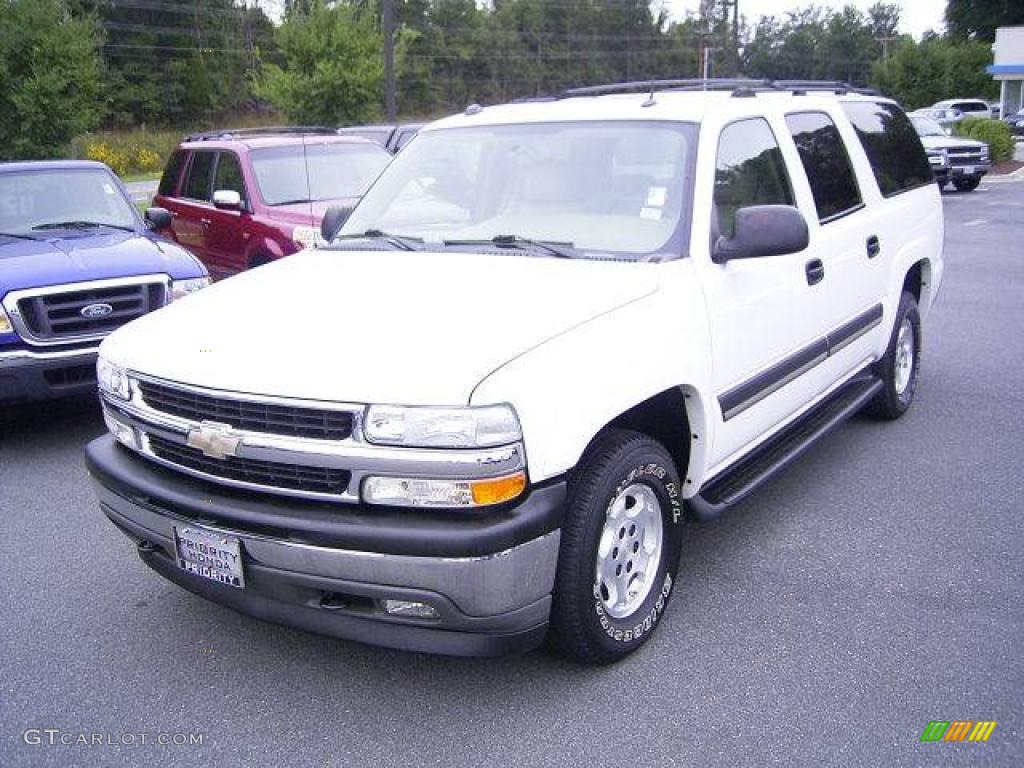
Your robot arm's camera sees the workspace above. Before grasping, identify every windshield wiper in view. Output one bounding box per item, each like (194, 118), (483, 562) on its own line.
(443, 234), (577, 259)
(0, 231), (38, 241)
(331, 229), (423, 251)
(32, 220), (134, 232)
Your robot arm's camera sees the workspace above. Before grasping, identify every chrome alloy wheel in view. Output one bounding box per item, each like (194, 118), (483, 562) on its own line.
(595, 483), (664, 619)
(894, 318), (915, 396)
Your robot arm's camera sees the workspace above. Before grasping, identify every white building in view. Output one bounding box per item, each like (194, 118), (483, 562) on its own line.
(988, 26), (1024, 116)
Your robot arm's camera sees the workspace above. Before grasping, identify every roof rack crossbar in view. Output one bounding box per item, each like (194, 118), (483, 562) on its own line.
(184, 126), (338, 142)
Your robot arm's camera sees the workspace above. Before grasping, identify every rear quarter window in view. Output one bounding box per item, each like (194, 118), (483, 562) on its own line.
(841, 101), (932, 198)
(158, 150), (188, 197)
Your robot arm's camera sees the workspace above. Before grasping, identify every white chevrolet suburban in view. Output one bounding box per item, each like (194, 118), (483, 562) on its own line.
(87, 80), (944, 663)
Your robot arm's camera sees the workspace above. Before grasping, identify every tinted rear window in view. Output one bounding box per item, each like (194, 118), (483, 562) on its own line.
(158, 150), (187, 196)
(785, 111), (862, 222)
(841, 102), (932, 197)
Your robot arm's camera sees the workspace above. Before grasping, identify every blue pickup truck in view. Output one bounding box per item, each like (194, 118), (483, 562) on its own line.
(0, 161), (208, 404)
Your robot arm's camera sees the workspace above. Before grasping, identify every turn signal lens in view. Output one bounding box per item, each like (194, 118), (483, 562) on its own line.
(362, 471), (527, 508)
(471, 472), (527, 506)
(0, 307), (12, 334)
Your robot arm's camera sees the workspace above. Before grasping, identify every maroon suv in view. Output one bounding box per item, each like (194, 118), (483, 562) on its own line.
(154, 128), (391, 279)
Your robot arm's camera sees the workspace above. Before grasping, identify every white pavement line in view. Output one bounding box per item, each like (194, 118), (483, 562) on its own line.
(963, 219), (988, 227)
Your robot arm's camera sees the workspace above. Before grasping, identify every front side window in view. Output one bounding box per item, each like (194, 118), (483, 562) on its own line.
(785, 111), (862, 222)
(841, 102), (932, 197)
(713, 118), (794, 238)
(213, 152), (247, 207)
(183, 151), (216, 201)
(250, 144), (391, 206)
(340, 121), (696, 259)
(0, 169), (138, 235)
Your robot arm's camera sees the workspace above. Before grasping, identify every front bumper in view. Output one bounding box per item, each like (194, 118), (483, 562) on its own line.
(86, 435), (566, 656)
(0, 346), (99, 403)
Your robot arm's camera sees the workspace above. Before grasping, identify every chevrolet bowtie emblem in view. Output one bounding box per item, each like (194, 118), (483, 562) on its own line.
(186, 422), (241, 459)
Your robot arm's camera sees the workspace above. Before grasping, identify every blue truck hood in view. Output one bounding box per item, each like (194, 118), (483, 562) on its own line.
(0, 230), (204, 297)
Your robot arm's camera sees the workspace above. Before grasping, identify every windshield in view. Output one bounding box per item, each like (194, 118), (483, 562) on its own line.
(339, 121), (696, 259)
(911, 116), (946, 137)
(250, 143), (391, 206)
(0, 168), (138, 235)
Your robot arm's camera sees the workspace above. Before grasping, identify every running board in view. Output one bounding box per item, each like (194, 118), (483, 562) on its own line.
(687, 373), (883, 521)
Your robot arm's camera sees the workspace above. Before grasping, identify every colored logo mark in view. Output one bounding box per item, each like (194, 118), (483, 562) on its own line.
(920, 720), (997, 742)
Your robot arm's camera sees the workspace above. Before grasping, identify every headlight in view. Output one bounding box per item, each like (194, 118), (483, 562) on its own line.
(363, 404), (522, 448)
(97, 356), (130, 400)
(979, 145), (990, 159)
(0, 305), (12, 335)
(292, 225), (324, 250)
(170, 276), (211, 301)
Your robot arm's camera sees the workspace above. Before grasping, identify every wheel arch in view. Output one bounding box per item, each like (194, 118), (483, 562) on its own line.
(902, 258), (933, 318)
(583, 385), (709, 498)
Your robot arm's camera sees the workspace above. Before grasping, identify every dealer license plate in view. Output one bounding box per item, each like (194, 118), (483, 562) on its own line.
(174, 527), (245, 589)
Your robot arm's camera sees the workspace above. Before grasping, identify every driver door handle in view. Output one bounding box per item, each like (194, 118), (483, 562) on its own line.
(805, 258), (825, 286)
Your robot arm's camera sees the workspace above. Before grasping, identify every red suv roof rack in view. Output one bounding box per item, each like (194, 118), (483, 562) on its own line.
(184, 126), (338, 142)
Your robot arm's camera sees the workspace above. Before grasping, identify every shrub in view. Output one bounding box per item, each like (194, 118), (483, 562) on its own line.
(72, 130), (181, 178)
(954, 117), (1015, 163)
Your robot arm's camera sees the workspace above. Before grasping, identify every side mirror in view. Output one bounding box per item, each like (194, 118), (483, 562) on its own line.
(144, 207), (172, 231)
(213, 189), (242, 210)
(320, 205), (353, 243)
(712, 205), (809, 264)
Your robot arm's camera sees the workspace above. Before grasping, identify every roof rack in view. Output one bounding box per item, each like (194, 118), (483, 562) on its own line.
(771, 80), (879, 96)
(554, 78), (879, 101)
(184, 126), (338, 142)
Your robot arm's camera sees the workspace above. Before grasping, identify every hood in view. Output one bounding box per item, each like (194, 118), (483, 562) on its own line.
(264, 197), (361, 227)
(101, 249), (659, 405)
(0, 230), (204, 297)
(918, 135), (986, 151)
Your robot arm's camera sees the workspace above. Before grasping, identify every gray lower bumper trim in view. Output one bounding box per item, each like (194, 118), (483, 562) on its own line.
(94, 480), (560, 618)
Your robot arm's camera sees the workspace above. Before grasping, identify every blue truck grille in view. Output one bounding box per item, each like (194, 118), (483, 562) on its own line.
(18, 282), (166, 340)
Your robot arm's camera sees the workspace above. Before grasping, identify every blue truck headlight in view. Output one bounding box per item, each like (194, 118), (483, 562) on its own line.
(170, 276), (211, 302)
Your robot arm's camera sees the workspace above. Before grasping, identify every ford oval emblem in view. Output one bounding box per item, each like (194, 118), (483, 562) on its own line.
(80, 303), (114, 319)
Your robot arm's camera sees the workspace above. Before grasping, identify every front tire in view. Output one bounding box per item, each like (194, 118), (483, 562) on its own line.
(548, 429), (684, 664)
(865, 291), (921, 420)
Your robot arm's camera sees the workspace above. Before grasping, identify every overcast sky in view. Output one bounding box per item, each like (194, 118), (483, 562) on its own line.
(663, 0), (947, 40)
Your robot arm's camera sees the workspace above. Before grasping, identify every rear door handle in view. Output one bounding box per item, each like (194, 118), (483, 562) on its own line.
(867, 235), (880, 259)
(805, 258), (825, 286)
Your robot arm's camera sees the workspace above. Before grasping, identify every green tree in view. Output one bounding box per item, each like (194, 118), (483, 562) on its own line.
(946, 0), (1024, 42)
(871, 36), (997, 108)
(257, 0), (385, 124)
(0, 0), (104, 159)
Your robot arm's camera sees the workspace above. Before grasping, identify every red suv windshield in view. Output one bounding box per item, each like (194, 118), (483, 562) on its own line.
(250, 144), (390, 205)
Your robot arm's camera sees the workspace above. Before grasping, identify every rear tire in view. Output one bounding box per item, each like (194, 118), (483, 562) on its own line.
(865, 291), (921, 420)
(548, 429), (684, 664)
(953, 177), (980, 192)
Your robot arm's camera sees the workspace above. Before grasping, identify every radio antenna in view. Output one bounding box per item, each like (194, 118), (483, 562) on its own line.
(301, 129), (314, 236)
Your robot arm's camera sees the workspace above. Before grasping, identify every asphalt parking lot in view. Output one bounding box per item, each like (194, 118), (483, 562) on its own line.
(2, 180), (1022, 767)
